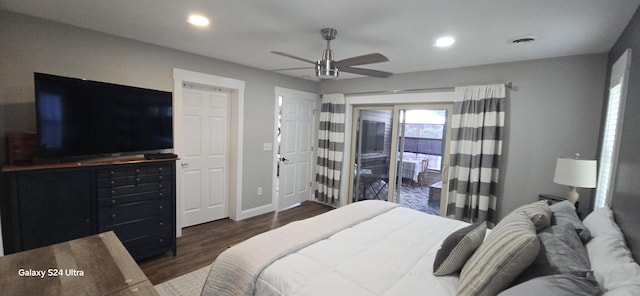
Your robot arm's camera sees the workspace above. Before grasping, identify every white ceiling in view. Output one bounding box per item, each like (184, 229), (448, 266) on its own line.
(2, 0), (639, 80)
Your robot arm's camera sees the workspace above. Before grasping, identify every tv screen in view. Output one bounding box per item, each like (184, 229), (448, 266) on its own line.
(34, 73), (173, 158)
(361, 120), (385, 153)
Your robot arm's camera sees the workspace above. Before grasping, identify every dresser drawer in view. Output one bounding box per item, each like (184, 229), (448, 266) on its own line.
(97, 168), (129, 179)
(101, 215), (171, 241)
(97, 176), (130, 187)
(99, 198), (170, 226)
(97, 190), (171, 207)
(123, 232), (173, 260)
(97, 181), (171, 198)
(97, 164), (172, 184)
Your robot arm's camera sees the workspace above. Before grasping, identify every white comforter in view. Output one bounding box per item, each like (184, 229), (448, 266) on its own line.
(255, 203), (469, 296)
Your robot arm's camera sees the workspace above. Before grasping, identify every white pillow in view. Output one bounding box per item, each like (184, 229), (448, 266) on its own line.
(582, 207), (624, 239)
(602, 285), (640, 296)
(583, 207), (640, 292)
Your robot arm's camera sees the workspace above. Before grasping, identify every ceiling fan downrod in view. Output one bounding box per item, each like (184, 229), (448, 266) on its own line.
(317, 28), (339, 79)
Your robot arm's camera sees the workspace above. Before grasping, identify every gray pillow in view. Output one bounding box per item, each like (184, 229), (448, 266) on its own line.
(516, 223), (593, 284)
(433, 222), (486, 276)
(457, 210), (540, 296)
(499, 274), (601, 296)
(550, 200), (592, 243)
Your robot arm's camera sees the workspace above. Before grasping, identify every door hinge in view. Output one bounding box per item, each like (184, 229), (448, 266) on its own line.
(313, 109), (317, 115)
(310, 181), (313, 188)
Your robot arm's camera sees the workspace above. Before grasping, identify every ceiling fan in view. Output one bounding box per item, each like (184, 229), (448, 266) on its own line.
(271, 28), (393, 79)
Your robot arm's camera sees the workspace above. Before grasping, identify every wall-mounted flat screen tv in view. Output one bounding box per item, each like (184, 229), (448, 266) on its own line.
(34, 72), (173, 158)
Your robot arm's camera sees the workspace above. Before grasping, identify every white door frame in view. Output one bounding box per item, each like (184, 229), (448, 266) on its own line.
(272, 87), (320, 210)
(173, 68), (245, 236)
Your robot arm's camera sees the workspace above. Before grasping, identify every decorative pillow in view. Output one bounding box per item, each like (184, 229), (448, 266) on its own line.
(498, 274), (601, 296)
(457, 210), (540, 296)
(550, 200), (591, 243)
(583, 207), (640, 292)
(515, 223), (592, 284)
(433, 222), (487, 276)
(516, 200), (552, 231)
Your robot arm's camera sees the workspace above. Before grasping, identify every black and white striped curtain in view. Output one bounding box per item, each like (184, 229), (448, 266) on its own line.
(447, 84), (506, 225)
(315, 93), (346, 206)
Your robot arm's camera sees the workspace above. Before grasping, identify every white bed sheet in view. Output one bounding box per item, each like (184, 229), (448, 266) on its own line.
(255, 206), (469, 296)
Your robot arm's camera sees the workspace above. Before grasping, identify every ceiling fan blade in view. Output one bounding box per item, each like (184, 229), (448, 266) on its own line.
(272, 66), (314, 71)
(336, 53), (389, 67)
(270, 51), (316, 65)
(341, 66), (393, 78)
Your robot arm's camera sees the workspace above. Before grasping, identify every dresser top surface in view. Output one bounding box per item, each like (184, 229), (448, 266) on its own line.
(2, 157), (177, 172)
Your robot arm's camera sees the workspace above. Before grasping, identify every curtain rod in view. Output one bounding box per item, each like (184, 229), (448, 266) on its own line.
(323, 82), (513, 97)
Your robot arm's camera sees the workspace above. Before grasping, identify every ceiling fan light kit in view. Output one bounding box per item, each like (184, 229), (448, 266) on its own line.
(316, 59), (339, 79)
(272, 28), (393, 79)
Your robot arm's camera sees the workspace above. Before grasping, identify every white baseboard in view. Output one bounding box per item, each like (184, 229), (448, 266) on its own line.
(235, 203), (275, 221)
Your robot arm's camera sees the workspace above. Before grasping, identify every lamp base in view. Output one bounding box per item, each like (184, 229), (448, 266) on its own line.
(566, 187), (579, 204)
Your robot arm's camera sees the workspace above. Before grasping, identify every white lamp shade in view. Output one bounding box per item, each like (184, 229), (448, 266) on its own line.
(553, 158), (597, 188)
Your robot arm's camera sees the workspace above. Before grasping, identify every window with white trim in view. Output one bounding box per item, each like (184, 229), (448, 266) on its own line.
(594, 49), (631, 209)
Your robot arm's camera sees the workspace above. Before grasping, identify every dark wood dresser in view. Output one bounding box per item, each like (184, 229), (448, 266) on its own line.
(1, 157), (177, 260)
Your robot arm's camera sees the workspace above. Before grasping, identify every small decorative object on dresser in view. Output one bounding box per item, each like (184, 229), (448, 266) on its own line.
(4, 132), (38, 165)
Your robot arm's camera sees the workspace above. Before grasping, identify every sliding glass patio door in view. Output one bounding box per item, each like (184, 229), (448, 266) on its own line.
(350, 104), (452, 216)
(351, 108), (394, 203)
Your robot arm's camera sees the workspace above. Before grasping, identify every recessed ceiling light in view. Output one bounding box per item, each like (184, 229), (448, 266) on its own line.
(187, 14), (210, 27)
(434, 36), (455, 48)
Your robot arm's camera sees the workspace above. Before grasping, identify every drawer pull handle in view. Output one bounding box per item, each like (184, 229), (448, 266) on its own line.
(136, 169), (140, 173)
(110, 171), (115, 175)
(159, 238), (164, 243)
(159, 222), (164, 226)
(111, 180), (116, 185)
(85, 219), (90, 223)
(136, 178), (141, 182)
(112, 214), (116, 218)
(112, 199), (116, 204)
(159, 192), (164, 197)
(111, 190), (116, 195)
(158, 167), (163, 171)
(159, 184), (164, 189)
(159, 205), (164, 209)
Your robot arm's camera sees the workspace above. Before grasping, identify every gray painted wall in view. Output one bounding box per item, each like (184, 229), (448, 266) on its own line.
(0, 11), (317, 212)
(0, 10), (610, 222)
(320, 54), (608, 219)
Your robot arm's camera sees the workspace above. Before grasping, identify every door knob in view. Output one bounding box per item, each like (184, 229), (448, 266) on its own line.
(181, 163), (189, 168)
(281, 157), (289, 162)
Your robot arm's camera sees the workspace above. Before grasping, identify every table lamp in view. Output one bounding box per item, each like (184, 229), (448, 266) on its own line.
(553, 153), (597, 204)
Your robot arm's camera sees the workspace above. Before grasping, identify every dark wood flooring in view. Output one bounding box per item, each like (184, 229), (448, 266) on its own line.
(138, 201), (333, 285)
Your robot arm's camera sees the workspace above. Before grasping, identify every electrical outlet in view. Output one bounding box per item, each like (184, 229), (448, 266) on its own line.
(257, 187), (263, 196)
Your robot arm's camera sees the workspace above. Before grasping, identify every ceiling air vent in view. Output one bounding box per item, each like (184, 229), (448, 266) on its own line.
(509, 36), (536, 44)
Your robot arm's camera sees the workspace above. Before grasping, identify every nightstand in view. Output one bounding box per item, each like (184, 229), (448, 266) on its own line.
(538, 194), (581, 218)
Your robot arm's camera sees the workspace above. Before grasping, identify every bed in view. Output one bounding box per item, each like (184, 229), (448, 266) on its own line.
(201, 198), (640, 296)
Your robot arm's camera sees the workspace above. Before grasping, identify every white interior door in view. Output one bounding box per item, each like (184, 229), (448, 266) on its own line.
(278, 92), (315, 210)
(180, 87), (229, 227)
